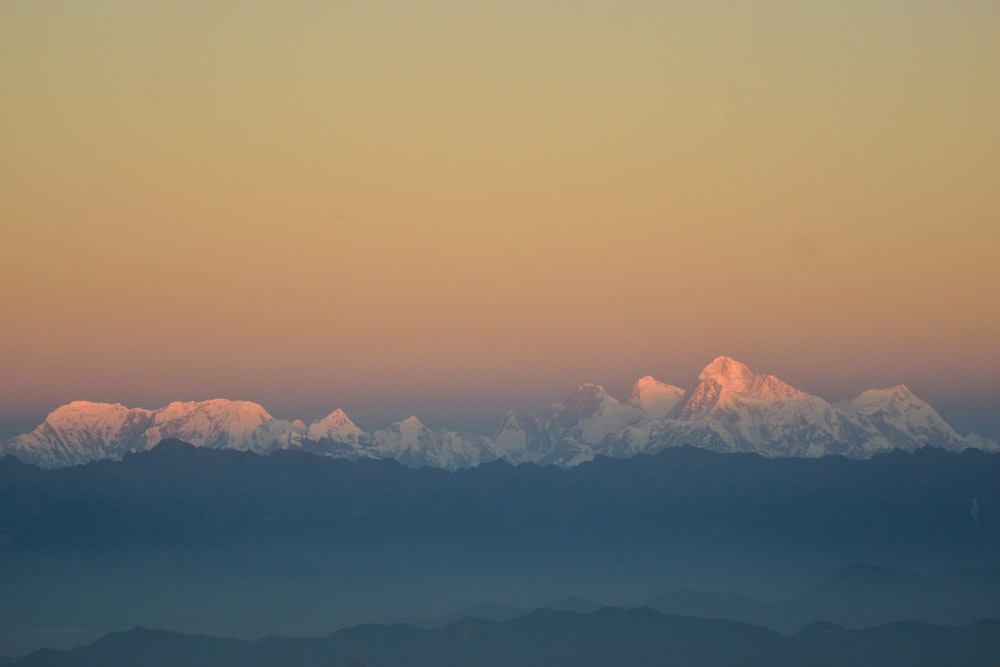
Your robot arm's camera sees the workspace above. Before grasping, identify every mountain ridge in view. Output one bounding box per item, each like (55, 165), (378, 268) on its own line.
(9, 609), (1000, 667)
(3, 356), (997, 469)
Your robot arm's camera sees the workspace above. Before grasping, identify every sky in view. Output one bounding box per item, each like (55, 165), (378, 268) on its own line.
(2, 0), (999, 439)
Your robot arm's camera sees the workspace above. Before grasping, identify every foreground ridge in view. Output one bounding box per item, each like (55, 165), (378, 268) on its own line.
(3, 357), (997, 468)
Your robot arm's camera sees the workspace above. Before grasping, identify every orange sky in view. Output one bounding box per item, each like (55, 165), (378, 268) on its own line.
(2, 1), (999, 437)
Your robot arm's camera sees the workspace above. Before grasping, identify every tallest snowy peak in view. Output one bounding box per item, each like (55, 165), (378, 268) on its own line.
(698, 356), (756, 390)
(676, 357), (811, 421)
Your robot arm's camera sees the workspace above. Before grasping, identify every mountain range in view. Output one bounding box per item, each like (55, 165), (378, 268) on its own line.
(407, 563), (1000, 634)
(3, 356), (996, 469)
(10, 611), (1000, 667)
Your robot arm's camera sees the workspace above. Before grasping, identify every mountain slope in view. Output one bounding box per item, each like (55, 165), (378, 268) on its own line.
(371, 416), (502, 470)
(2, 357), (997, 468)
(507, 357), (998, 463)
(2, 401), (155, 467)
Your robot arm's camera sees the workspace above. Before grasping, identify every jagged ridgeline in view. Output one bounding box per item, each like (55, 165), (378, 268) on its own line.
(3, 357), (997, 469)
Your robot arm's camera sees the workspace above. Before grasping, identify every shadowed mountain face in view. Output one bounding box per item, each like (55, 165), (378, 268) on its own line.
(11, 610), (1000, 667)
(1, 443), (998, 657)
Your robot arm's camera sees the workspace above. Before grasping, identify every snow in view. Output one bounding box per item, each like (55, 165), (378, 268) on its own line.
(492, 412), (529, 458)
(142, 399), (283, 453)
(305, 409), (363, 442)
(2, 358), (992, 469)
(628, 376), (685, 416)
(698, 356), (757, 391)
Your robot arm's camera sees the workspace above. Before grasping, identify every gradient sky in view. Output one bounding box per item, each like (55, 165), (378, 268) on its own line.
(2, 0), (999, 438)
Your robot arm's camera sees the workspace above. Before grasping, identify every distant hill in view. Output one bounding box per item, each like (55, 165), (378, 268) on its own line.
(12, 609), (1000, 667)
(647, 562), (1000, 632)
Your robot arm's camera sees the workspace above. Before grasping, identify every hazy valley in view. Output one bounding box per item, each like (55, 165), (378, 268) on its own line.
(2, 440), (998, 662)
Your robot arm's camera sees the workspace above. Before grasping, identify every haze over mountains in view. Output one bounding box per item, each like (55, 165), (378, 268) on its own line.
(12, 612), (1000, 667)
(3, 357), (996, 469)
(3, 442), (999, 658)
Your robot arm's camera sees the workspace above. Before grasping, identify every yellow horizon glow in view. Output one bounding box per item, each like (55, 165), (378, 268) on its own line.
(2, 1), (999, 428)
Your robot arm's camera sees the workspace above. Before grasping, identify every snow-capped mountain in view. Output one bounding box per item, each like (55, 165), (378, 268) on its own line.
(1, 399), (365, 468)
(837, 385), (967, 453)
(141, 399), (289, 454)
(371, 416), (502, 470)
(489, 357), (998, 464)
(2, 357), (997, 469)
(306, 409), (364, 444)
(648, 357), (861, 458)
(2, 401), (155, 468)
(628, 376), (685, 417)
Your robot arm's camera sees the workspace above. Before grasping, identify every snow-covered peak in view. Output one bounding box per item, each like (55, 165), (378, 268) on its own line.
(374, 416), (431, 444)
(43, 401), (154, 429)
(840, 385), (964, 451)
(848, 385), (916, 413)
(698, 356), (757, 391)
(566, 383), (614, 419)
(2, 360), (991, 470)
(153, 399), (273, 434)
(491, 411), (530, 459)
(142, 399), (282, 452)
(370, 416), (502, 470)
(160, 398), (272, 418)
(628, 376), (684, 416)
(2, 401), (156, 467)
(306, 408), (362, 442)
(677, 358), (807, 420)
(399, 415), (425, 429)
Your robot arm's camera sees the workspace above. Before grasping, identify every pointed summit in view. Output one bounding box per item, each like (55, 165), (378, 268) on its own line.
(677, 358), (807, 420)
(492, 411), (529, 458)
(388, 416), (430, 439)
(698, 356), (757, 391)
(628, 376), (684, 416)
(306, 408), (362, 442)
